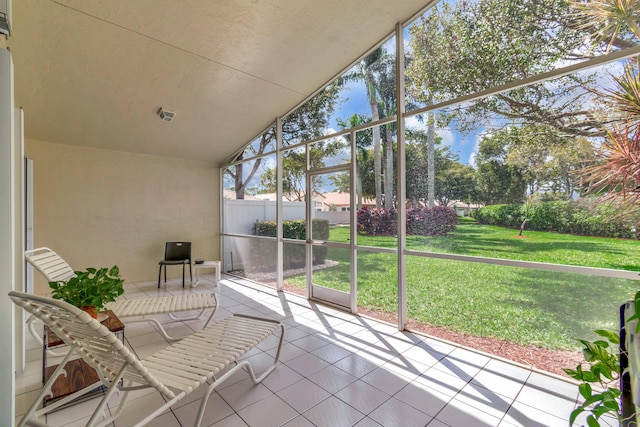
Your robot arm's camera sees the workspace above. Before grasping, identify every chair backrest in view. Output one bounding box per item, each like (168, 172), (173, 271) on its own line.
(8, 290), (175, 399)
(25, 247), (75, 283)
(164, 241), (191, 262)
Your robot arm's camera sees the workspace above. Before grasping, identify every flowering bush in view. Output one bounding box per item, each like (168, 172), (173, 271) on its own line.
(407, 206), (458, 236)
(357, 208), (398, 236)
(358, 206), (458, 236)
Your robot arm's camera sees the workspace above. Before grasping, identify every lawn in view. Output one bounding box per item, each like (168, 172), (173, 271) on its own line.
(285, 220), (640, 350)
(330, 218), (640, 270)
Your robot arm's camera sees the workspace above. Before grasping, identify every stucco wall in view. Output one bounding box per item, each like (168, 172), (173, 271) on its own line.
(26, 139), (219, 293)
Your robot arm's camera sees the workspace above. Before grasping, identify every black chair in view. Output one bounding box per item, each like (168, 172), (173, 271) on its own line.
(158, 242), (192, 288)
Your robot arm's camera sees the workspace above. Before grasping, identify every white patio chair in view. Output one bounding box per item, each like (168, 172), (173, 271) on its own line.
(25, 247), (218, 343)
(10, 290), (284, 427)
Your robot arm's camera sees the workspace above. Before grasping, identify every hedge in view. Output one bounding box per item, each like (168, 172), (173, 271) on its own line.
(475, 199), (639, 239)
(252, 219), (330, 270)
(472, 204), (525, 228)
(406, 206), (459, 236)
(357, 206), (458, 236)
(356, 208), (398, 236)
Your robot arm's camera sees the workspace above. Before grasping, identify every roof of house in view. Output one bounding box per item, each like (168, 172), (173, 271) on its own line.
(321, 192), (376, 207)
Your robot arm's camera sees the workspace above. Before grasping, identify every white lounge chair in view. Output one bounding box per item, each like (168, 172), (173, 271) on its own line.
(10, 290), (284, 427)
(25, 247), (218, 342)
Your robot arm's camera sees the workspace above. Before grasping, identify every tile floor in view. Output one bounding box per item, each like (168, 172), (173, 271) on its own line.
(14, 274), (617, 427)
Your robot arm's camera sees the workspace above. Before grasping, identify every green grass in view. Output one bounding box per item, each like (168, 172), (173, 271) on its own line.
(331, 221), (640, 270)
(285, 221), (640, 350)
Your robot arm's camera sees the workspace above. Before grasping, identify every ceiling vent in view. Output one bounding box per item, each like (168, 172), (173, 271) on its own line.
(157, 107), (175, 122)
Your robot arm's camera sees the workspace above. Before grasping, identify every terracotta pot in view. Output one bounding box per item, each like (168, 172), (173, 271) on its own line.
(80, 306), (98, 319)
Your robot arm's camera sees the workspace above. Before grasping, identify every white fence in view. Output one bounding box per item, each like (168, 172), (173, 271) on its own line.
(223, 199), (352, 272)
(223, 199), (304, 272)
(223, 199), (305, 235)
(315, 210), (350, 225)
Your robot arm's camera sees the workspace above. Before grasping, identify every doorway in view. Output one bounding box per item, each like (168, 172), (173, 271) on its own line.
(307, 167), (356, 311)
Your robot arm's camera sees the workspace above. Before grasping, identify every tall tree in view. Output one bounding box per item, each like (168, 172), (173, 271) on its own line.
(435, 162), (477, 208)
(342, 48), (403, 208)
(259, 138), (347, 199)
(570, 0), (640, 210)
(225, 83), (341, 199)
(474, 132), (527, 204)
(407, 0), (605, 140)
(405, 130), (473, 206)
(228, 127), (275, 200)
(342, 49), (385, 207)
(475, 124), (594, 201)
(375, 54), (398, 209)
(337, 114), (375, 209)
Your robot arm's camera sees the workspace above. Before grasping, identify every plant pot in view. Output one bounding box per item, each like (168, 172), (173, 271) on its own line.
(80, 306), (98, 319)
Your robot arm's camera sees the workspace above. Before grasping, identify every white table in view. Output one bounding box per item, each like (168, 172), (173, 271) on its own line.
(193, 261), (221, 287)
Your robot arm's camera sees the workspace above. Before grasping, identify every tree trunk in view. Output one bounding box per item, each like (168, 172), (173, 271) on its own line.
(234, 163), (245, 200)
(384, 127), (394, 209)
(426, 109), (436, 208)
(519, 218), (528, 236)
(232, 135), (270, 200)
(366, 71), (382, 208)
(356, 164), (363, 210)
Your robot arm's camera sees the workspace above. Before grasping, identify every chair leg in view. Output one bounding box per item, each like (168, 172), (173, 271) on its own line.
(158, 265), (162, 288)
(189, 264), (193, 285)
(164, 265), (167, 283)
(182, 264), (185, 288)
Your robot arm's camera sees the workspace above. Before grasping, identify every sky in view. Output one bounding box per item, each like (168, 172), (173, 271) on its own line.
(227, 9), (631, 193)
(328, 79), (481, 168)
(325, 55), (626, 173)
(225, 55), (624, 195)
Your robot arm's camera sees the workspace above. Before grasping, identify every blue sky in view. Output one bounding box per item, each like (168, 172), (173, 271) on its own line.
(326, 54), (628, 173)
(325, 31), (484, 169)
(328, 79), (481, 168)
(229, 24), (627, 193)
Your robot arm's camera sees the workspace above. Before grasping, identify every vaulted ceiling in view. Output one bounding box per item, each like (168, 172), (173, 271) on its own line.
(8, 0), (430, 165)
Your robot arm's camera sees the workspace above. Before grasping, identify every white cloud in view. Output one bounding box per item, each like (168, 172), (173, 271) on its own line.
(468, 152), (477, 169)
(260, 156), (276, 171)
(404, 115), (426, 131)
(438, 127), (454, 147)
(404, 116), (454, 147)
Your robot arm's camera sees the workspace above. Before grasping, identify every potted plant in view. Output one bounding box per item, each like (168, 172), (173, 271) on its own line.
(49, 266), (124, 319)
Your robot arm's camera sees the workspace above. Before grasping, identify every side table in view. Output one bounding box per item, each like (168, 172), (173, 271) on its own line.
(43, 310), (125, 408)
(193, 260), (221, 287)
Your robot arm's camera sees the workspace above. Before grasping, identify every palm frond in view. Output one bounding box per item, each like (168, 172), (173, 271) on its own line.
(569, 0), (640, 51)
(605, 58), (640, 120)
(583, 122), (640, 207)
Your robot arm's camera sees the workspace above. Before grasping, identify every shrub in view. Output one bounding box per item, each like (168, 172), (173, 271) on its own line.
(476, 199), (639, 239)
(357, 206), (458, 236)
(252, 218), (330, 269)
(357, 208), (397, 236)
(474, 204), (525, 228)
(407, 206), (458, 236)
(570, 201), (638, 239)
(527, 200), (574, 233)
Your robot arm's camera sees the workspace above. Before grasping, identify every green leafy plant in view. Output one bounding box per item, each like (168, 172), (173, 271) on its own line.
(49, 266), (124, 313)
(564, 290), (640, 426)
(564, 329), (622, 426)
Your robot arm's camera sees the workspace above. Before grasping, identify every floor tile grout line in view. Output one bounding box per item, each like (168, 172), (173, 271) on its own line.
(20, 276), (581, 427)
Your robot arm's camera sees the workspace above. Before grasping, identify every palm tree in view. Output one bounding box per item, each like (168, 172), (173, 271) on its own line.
(569, 0), (640, 51)
(337, 113), (374, 209)
(572, 0), (640, 210)
(342, 48), (388, 208)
